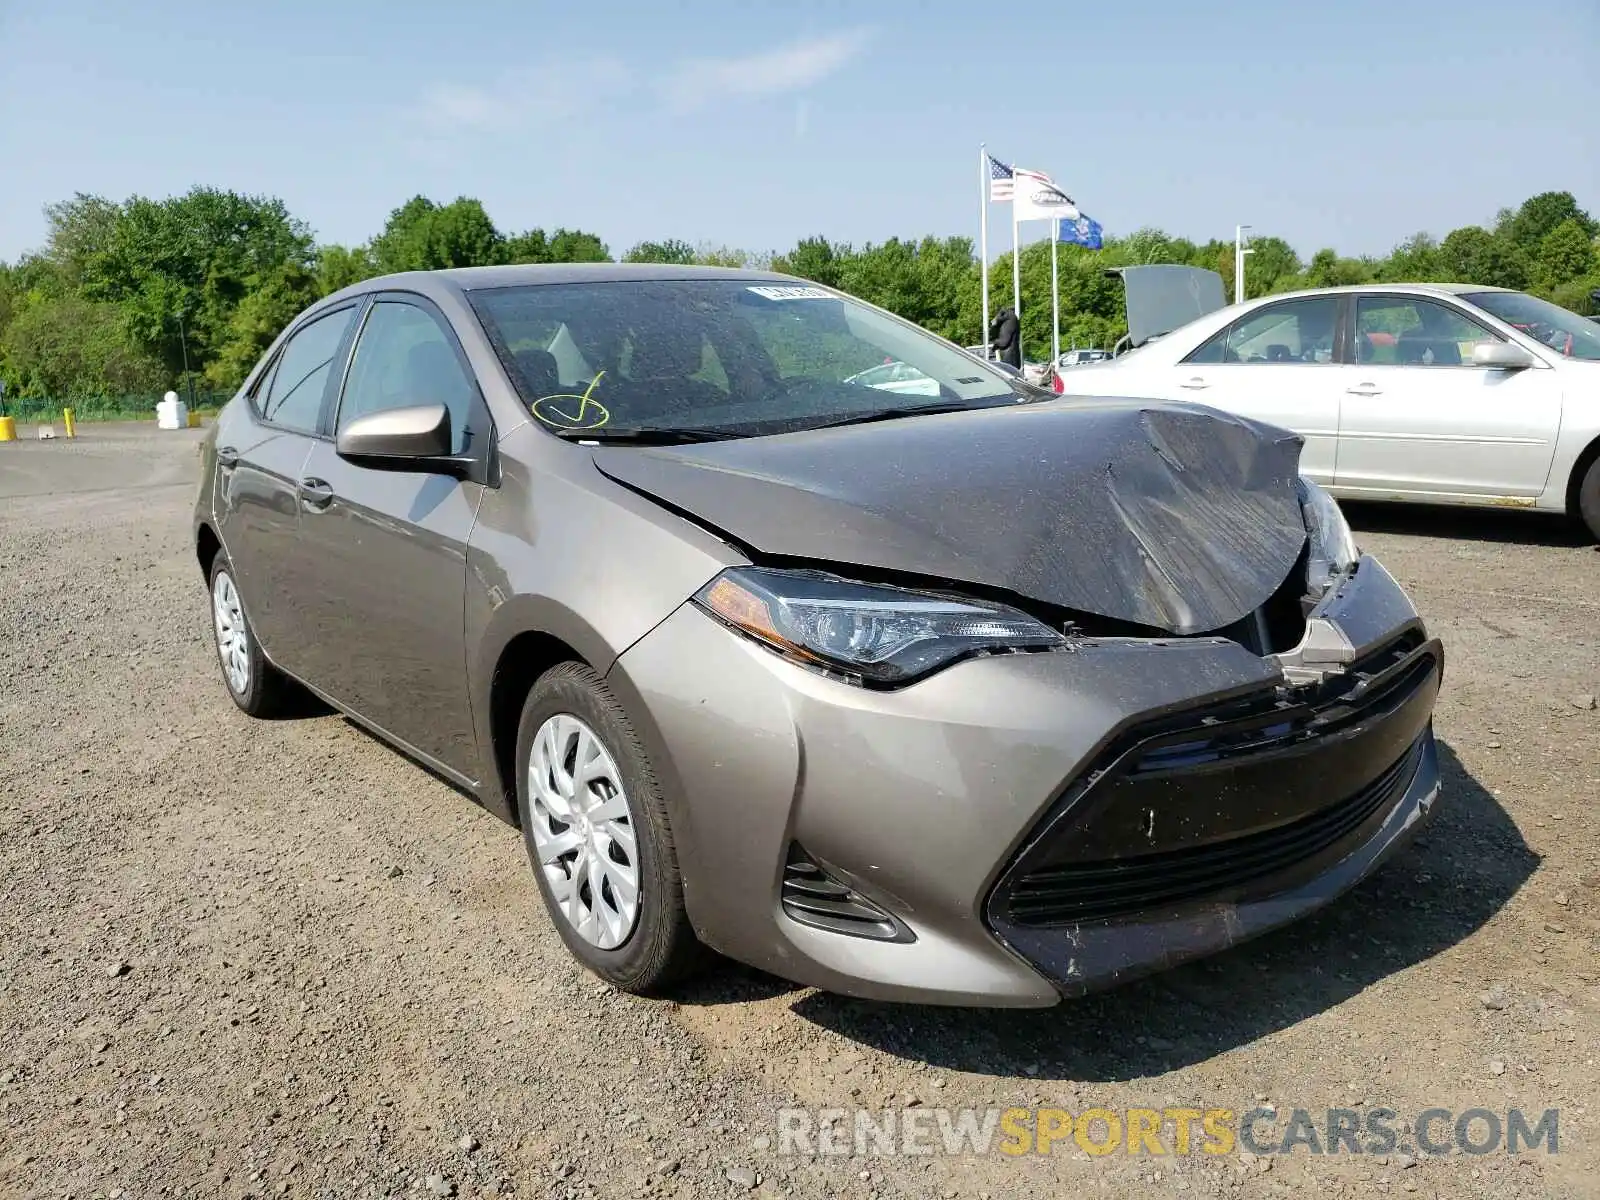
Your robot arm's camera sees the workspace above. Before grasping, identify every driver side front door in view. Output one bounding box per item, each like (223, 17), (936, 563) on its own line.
(289, 295), (493, 782)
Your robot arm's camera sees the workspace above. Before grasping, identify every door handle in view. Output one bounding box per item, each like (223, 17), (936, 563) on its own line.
(216, 445), (239, 468)
(297, 477), (335, 511)
(1346, 384), (1382, 397)
(1179, 377), (1210, 390)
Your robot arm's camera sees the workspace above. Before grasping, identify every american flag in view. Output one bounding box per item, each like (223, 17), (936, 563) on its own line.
(987, 154), (1014, 202)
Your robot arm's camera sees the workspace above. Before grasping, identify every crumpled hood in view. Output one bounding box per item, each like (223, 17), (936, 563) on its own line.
(592, 399), (1308, 635)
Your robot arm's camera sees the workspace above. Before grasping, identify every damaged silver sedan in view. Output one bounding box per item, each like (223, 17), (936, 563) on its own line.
(193, 264), (1443, 1006)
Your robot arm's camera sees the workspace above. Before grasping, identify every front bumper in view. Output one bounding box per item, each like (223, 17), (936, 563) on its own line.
(608, 555), (1442, 1006)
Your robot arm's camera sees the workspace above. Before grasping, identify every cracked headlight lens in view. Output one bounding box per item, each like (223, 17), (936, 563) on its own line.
(694, 567), (1064, 685)
(1298, 477), (1359, 593)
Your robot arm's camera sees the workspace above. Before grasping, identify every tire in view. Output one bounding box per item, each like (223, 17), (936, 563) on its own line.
(208, 554), (293, 718)
(1578, 456), (1600, 543)
(514, 662), (702, 993)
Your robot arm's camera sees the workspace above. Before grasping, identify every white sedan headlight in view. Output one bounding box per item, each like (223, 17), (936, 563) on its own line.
(1297, 477), (1359, 593)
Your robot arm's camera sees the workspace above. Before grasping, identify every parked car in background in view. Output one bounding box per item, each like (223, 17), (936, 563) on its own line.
(1066, 282), (1600, 539)
(843, 360), (941, 397)
(1057, 348), (1111, 369)
(194, 264), (1442, 1006)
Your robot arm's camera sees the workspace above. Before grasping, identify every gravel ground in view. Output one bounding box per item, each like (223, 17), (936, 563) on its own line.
(1, 425), (1596, 1199)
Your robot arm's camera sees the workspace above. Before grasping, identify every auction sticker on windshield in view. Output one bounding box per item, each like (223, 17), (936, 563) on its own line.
(747, 285), (834, 300)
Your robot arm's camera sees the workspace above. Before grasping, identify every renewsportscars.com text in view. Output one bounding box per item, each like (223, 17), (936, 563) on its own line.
(775, 1105), (1559, 1159)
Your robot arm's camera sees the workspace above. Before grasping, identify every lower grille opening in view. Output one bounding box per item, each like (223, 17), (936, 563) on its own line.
(782, 845), (913, 943)
(1006, 738), (1423, 927)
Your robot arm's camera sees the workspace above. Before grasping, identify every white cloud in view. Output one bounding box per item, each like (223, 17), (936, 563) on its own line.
(422, 84), (502, 131)
(662, 29), (874, 113)
(418, 58), (634, 134)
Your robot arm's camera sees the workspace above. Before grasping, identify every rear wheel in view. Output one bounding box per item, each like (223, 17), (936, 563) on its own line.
(1577, 456), (1600, 542)
(208, 555), (292, 717)
(514, 662), (702, 993)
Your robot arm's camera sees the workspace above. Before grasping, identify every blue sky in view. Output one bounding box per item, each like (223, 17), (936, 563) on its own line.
(2, 0), (1596, 264)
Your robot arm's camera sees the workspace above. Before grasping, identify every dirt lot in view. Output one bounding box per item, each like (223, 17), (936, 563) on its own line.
(2, 424), (1597, 1200)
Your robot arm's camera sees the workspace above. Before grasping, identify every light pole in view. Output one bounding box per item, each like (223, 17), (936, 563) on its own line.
(176, 310), (196, 409)
(1234, 224), (1254, 304)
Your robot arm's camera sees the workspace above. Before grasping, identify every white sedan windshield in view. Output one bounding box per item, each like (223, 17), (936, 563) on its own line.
(1468, 291), (1600, 362)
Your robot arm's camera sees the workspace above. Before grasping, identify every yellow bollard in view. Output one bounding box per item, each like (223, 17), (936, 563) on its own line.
(62, 408), (76, 438)
(187, 410), (201, 428)
(0, 416), (15, 441)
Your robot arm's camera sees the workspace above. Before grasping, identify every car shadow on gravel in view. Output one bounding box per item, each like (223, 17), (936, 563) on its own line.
(785, 739), (1539, 1080)
(1343, 501), (1592, 548)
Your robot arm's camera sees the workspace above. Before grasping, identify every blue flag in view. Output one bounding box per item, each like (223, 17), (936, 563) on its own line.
(1057, 214), (1103, 249)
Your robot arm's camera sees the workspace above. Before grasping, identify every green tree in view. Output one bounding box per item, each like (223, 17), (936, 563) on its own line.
(1501, 191), (1597, 253)
(370, 196), (505, 273)
(39, 193), (121, 291)
(79, 187), (315, 379)
(0, 295), (164, 398)
(1236, 235), (1301, 297)
(1302, 248), (1371, 288)
(1378, 232), (1443, 282)
(1438, 226), (1528, 288)
(622, 238), (696, 264)
(503, 229), (550, 264)
(546, 228), (609, 263)
(774, 237), (842, 288)
(316, 244), (378, 295)
(1533, 218), (1597, 290)
(206, 262), (318, 390)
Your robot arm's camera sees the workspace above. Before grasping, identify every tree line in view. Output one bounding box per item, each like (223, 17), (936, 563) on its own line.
(0, 187), (1594, 403)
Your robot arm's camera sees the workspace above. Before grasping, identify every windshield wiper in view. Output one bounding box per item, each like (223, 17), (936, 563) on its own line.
(549, 426), (744, 444)
(800, 399), (1013, 432)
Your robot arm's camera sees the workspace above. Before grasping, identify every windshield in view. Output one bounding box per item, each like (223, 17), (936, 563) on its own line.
(1466, 291), (1600, 362)
(468, 280), (1023, 438)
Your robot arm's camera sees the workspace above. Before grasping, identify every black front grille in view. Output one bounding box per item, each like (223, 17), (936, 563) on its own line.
(781, 845), (912, 942)
(1127, 633), (1433, 779)
(987, 631), (1440, 935)
(1007, 739), (1422, 926)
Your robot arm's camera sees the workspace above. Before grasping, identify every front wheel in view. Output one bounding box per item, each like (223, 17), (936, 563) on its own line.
(1577, 456), (1600, 542)
(208, 555), (292, 717)
(514, 662), (703, 993)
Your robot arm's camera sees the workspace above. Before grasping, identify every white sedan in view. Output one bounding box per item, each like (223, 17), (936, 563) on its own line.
(1063, 282), (1600, 538)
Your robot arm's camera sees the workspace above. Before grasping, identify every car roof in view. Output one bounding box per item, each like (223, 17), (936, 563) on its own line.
(310, 262), (805, 316)
(1247, 281), (1515, 302)
(386, 263), (792, 292)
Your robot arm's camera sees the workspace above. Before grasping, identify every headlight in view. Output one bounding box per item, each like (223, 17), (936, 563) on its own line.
(1297, 477), (1359, 593)
(694, 567), (1065, 685)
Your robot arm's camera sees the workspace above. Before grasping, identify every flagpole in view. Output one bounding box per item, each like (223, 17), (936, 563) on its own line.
(979, 145), (990, 358)
(1050, 220), (1061, 369)
(1011, 201), (1022, 343)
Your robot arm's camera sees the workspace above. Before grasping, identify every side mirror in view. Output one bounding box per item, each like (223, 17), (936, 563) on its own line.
(1473, 342), (1536, 370)
(336, 404), (462, 473)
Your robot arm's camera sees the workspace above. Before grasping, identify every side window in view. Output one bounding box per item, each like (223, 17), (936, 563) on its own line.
(1354, 296), (1503, 366)
(338, 302), (480, 454)
(258, 308), (357, 433)
(1192, 297), (1339, 365)
(1187, 329), (1228, 364)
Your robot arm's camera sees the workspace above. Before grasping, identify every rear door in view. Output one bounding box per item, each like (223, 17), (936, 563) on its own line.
(290, 295), (492, 779)
(1334, 293), (1562, 498)
(214, 303), (360, 677)
(1167, 294), (1345, 482)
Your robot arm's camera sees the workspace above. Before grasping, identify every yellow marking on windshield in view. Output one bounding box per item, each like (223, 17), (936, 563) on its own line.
(531, 371), (610, 430)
